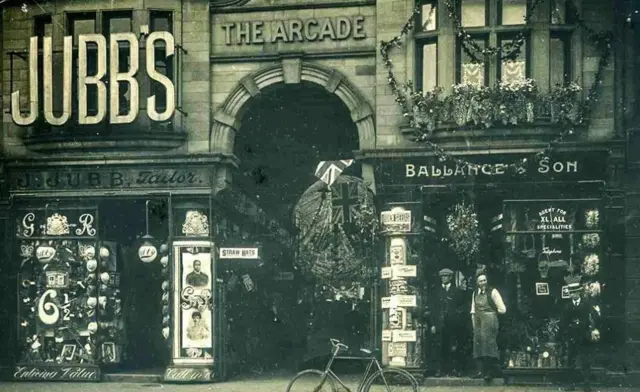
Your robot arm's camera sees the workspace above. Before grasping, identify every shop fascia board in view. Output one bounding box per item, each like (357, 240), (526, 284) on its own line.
(2, 153), (240, 168)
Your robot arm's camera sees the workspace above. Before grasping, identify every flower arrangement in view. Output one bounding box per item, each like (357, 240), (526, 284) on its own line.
(549, 82), (584, 124)
(582, 233), (600, 248)
(544, 318), (561, 342)
(405, 79), (583, 132)
(585, 209), (600, 229)
(582, 254), (600, 276)
(496, 78), (538, 125)
(443, 202), (481, 266)
(584, 281), (602, 298)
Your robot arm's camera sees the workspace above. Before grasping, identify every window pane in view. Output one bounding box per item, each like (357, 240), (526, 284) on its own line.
(421, 2), (437, 31)
(69, 14), (96, 42)
(501, 0), (527, 25)
(460, 38), (486, 87)
(421, 41), (437, 91)
(150, 11), (173, 33)
(551, 0), (568, 24)
(499, 37), (527, 83)
(105, 12), (132, 34)
(461, 0), (486, 27)
(550, 35), (570, 86)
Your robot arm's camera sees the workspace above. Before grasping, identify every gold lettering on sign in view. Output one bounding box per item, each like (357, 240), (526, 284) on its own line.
(10, 32), (177, 126)
(110, 33), (139, 124)
(78, 34), (107, 125)
(221, 16), (368, 45)
(147, 32), (175, 122)
(44, 36), (72, 126)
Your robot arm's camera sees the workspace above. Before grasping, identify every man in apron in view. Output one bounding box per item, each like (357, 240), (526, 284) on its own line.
(470, 273), (506, 382)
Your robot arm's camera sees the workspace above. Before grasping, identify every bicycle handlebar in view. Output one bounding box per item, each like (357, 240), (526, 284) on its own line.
(330, 338), (349, 352)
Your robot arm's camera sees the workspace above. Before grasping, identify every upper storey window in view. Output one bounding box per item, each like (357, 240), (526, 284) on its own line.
(415, 0), (576, 91)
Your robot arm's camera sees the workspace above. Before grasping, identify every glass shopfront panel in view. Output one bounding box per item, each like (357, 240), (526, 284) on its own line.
(502, 199), (604, 369)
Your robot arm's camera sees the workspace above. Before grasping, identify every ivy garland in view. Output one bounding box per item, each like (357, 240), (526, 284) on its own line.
(380, 0), (613, 172)
(442, 0), (543, 62)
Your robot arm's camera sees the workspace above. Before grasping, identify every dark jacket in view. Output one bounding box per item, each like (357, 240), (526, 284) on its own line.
(429, 284), (465, 329)
(560, 299), (601, 345)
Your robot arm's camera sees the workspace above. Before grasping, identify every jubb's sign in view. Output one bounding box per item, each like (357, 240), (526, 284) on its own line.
(11, 30), (176, 126)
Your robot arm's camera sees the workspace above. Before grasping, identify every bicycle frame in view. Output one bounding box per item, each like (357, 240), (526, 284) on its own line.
(318, 345), (385, 392)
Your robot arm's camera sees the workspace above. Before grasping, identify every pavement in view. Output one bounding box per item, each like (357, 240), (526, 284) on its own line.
(0, 377), (636, 392)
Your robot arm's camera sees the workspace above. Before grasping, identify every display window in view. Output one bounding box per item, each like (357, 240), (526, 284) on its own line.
(502, 199), (604, 369)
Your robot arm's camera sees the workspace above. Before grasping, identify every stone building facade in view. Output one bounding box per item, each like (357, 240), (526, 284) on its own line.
(0, 0), (638, 385)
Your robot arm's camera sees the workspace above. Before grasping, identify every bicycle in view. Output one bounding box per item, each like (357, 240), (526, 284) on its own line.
(285, 338), (419, 392)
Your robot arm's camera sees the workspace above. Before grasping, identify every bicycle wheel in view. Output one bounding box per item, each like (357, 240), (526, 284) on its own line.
(361, 368), (419, 392)
(285, 369), (337, 392)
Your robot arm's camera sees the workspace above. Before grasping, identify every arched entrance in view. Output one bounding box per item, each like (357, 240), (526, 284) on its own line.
(212, 61), (376, 374)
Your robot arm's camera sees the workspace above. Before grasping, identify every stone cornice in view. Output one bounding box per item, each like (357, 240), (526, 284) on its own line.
(4, 153), (240, 168)
(355, 139), (626, 160)
(210, 0), (375, 13)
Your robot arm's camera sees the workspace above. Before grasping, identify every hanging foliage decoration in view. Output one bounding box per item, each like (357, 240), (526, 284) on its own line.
(294, 176), (379, 288)
(442, 201), (480, 266)
(380, 0), (613, 171)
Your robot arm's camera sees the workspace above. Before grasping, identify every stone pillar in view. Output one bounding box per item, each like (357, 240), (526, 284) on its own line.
(380, 206), (424, 370)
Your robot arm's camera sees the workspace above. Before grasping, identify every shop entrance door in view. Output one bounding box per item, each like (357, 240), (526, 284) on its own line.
(100, 198), (169, 372)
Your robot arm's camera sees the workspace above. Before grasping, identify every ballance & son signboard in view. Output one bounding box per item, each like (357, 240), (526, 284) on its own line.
(10, 30), (176, 126)
(375, 153), (608, 186)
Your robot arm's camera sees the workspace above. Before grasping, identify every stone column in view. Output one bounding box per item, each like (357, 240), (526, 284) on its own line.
(380, 206), (423, 370)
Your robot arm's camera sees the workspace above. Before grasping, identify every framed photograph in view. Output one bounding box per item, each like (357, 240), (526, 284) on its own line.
(536, 282), (550, 296)
(101, 342), (117, 363)
(61, 344), (76, 361)
(561, 285), (570, 299)
(173, 240), (215, 365)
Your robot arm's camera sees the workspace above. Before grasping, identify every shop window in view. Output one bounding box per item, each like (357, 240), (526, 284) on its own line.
(68, 12), (98, 116)
(549, 32), (571, 87)
(502, 200), (605, 369)
(499, 0), (527, 26)
(149, 11), (174, 113)
(456, 35), (489, 87)
(498, 34), (529, 83)
(103, 11), (133, 116)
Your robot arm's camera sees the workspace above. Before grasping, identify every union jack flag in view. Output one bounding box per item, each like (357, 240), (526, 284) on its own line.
(331, 182), (360, 225)
(315, 160), (354, 187)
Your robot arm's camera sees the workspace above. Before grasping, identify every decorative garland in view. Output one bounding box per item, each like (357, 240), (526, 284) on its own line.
(294, 176), (379, 289)
(381, 0), (613, 172)
(442, 201), (480, 266)
(442, 0), (543, 62)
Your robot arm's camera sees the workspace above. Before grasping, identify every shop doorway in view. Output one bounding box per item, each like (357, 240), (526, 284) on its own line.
(100, 198), (169, 372)
(228, 81), (364, 374)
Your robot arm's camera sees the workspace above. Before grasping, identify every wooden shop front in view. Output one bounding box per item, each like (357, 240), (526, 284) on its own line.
(4, 158), (236, 382)
(371, 148), (625, 383)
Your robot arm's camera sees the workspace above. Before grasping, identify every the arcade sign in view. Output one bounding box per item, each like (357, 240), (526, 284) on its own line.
(11, 30), (176, 126)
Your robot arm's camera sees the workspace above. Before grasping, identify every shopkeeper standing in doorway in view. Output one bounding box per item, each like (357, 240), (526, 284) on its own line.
(470, 273), (506, 382)
(429, 268), (465, 377)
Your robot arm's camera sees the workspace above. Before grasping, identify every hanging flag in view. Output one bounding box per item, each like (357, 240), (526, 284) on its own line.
(331, 182), (359, 225)
(315, 159), (354, 187)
